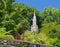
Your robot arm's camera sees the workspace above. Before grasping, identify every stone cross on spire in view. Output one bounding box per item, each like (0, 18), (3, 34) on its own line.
(31, 11), (38, 32)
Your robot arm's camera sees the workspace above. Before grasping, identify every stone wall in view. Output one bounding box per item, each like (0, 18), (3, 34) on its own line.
(0, 37), (57, 47)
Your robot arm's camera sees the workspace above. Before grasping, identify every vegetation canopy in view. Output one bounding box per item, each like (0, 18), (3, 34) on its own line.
(0, 0), (60, 47)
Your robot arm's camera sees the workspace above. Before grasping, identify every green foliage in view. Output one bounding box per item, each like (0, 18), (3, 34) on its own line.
(0, 0), (60, 47)
(0, 34), (14, 39)
(0, 28), (14, 39)
(0, 28), (6, 34)
(24, 31), (34, 42)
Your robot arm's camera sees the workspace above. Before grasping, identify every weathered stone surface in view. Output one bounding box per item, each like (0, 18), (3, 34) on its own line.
(0, 44), (17, 47)
(0, 37), (57, 47)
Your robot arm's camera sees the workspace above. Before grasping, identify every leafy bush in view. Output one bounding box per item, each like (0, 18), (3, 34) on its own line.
(0, 34), (14, 39)
(0, 28), (14, 39)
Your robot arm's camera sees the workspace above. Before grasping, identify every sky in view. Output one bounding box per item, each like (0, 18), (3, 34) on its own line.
(15, 0), (60, 11)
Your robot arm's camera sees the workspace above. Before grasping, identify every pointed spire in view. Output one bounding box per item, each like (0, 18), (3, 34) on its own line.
(31, 11), (38, 32)
(34, 11), (35, 16)
(33, 11), (36, 25)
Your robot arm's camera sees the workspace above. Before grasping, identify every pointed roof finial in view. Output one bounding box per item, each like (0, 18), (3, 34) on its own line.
(34, 11), (35, 16)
